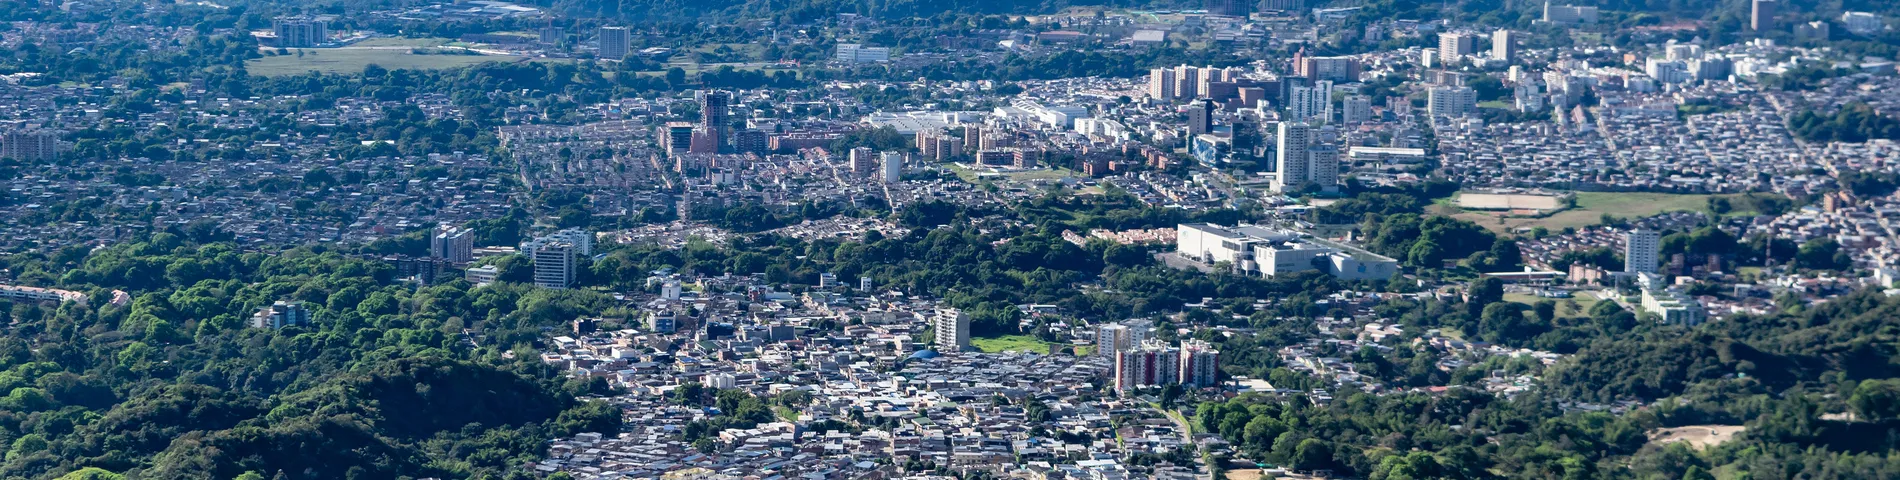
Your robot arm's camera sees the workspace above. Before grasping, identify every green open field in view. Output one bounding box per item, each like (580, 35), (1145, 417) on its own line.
(1503, 292), (1600, 316)
(971, 335), (1054, 354)
(1438, 192), (1768, 235)
(247, 39), (569, 76)
(947, 164), (1077, 184)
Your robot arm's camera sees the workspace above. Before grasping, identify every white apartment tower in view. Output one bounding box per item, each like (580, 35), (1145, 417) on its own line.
(1428, 86), (1478, 118)
(1149, 67), (1177, 101)
(431, 226), (474, 264)
(1341, 95), (1373, 124)
(880, 151), (904, 183)
(1625, 229), (1662, 274)
(1288, 80), (1334, 124)
(933, 307), (971, 352)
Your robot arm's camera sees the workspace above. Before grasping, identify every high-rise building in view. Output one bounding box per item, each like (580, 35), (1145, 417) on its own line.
(1288, 80), (1334, 124)
(252, 301), (312, 329)
(538, 26), (565, 45)
(1149, 67), (1177, 101)
(1186, 98), (1216, 136)
(532, 241), (576, 289)
(734, 129), (769, 154)
(0, 130), (60, 161)
(698, 90), (730, 153)
(1492, 29), (1517, 62)
(662, 122), (695, 156)
(1295, 56), (1360, 82)
(1625, 229), (1661, 274)
(1273, 122), (1311, 193)
(850, 147), (877, 178)
(1114, 341), (1181, 394)
(1206, 0), (1249, 17)
(835, 43), (891, 63)
(1307, 144), (1340, 188)
(431, 226), (474, 264)
(1843, 11), (1884, 36)
(1174, 65), (1201, 99)
(1180, 339), (1221, 387)
(1438, 32), (1475, 65)
(1428, 86), (1478, 118)
(598, 26), (630, 60)
(880, 151), (904, 183)
(932, 307), (970, 352)
(1751, 0), (1777, 31)
(1341, 95), (1373, 124)
(1260, 0), (1305, 11)
(273, 17), (328, 48)
(1541, 1), (1599, 24)
(963, 125), (984, 151)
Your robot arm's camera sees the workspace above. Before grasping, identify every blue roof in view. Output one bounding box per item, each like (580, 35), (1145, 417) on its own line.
(907, 350), (941, 360)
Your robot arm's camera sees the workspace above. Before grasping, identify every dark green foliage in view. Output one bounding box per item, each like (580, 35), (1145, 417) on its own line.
(1790, 103), (1900, 143)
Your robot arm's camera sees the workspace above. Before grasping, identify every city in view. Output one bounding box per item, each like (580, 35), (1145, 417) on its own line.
(3, 0), (1900, 479)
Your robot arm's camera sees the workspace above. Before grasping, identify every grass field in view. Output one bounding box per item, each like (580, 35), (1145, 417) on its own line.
(971, 335), (1054, 354)
(1442, 192), (1758, 235)
(1502, 292), (1600, 316)
(947, 164), (1077, 184)
(249, 49), (511, 76)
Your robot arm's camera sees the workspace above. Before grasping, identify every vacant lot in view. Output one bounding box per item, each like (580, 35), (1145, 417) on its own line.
(247, 42), (565, 76)
(1456, 193), (1567, 211)
(1443, 192), (1740, 235)
(948, 164), (1076, 184)
(1650, 425), (1746, 450)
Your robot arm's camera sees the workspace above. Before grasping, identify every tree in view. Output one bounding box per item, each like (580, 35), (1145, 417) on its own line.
(1851, 379), (1900, 421)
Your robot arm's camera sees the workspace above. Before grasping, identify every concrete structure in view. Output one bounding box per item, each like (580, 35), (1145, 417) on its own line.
(1428, 86), (1478, 118)
(835, 43), (891, 63)
(1341, 95), (1373, 124)
(0, 284), (87, 305)
(932, 307), (970, 352)
(698, 90), (730, 153)
(0, 130), (59, 161)
(598, 26), (630, 60)
(252, 301), (311, 329)
(1492, 29), (1517, 62)
(1148, 67), (1177, 101)
(1625, 229), (1661, 274)
(1205, 0), (1249, 17)
(664, 122), (695, 156)
(465, 265), (498, 284)
(1177, 223), (1397, 280)
(273, 16), (328, 47)
(1095, 320), (1153, 359)
(1295, 56), (1360, 82)
(1437, 32), (1475, 65)
(1642, 288), (1706, 325)
(880, 152), (904, 183)
(1186, 98), (1215, 136)
(849, 147), (877, 178)
(1114, 341), (1180, 394)
(1843, 12), (1884, 35)
(1180, 339), (1220, 388)
(1287, 80), (1333, 124)
(431, 226), (474, 264)
(533, 241), (577, 289)
(1751, 0), (1777, 31)
(1541, 1), (1599, 24)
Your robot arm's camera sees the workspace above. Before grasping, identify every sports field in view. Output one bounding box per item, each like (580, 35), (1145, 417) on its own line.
(1441, 192), (1755, 235)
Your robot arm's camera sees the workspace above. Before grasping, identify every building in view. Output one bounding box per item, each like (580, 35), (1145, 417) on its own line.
(1437, 32), (1475, 65)
(0, 130), (60, 161)
(649, 311), (677, 333)
(1273, 121), (1312, 193)
(1541, 1), (1599, 24)
(273, 16), (328, 48)
(1148, 67), (1177, 101)
(1206, 0), (1249, 17)
(251, 301), (311, 329)
(1428, 86), (1478, 118)
(1341, 95), (1373, 124)
(819, 272), (838, 288)
(1287, 80), (1333, 124)
(1180, 339), (1220, 387)
(734, 129), (769, 154)
(849, 147), (877, 178)
(0, 284), (87, 305)
(1174, 65), (1202, 99)
(1794, 21), (1830, 41)
(1113, 341), (1181, 394)
(1625, 229), (1661, 274)
(538, 26), (565, 45)
(466, 265), (499, 284)
(1177, 223), (1396, 280)
(523, 228), (592, 257)
(532, 241), (576, 289)
(664, 122), (695, 155)
(1843, 12), (1884, 35)
(932, 307), (970, 352)
(1095, 320), (1154, 358)
(1641, 288), (1706, 325)
(431, 226), (475, 264)
(1186, 98), (1216, 136)
(860, 276), (873, 291)
(1296, 56), (1360, 82)
(598, 26), (630, 60)
(1492, 29), (1517, 62)
(1751, 0), (1777, 31)
(698, 90), (730, 153)
(835, 43), (891, 63)
(880, 152), (904, 182)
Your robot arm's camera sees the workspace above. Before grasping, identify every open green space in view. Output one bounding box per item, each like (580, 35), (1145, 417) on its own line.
(971, 335), (1054, 354)
(248, 48), (529, 76)
(1440, 191), (1780, 235)
(1502, 292), (1601, 316)
(350, 37), (457, 48)
(947, 164), (1077, 184)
